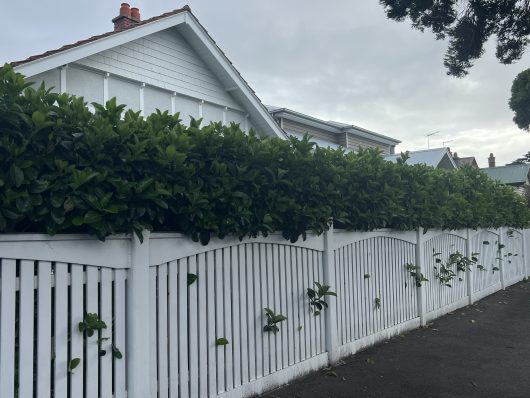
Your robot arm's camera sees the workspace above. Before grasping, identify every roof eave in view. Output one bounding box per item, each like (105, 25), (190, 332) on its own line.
(270, 108), (400, 145)
(13, 12), (188, 78)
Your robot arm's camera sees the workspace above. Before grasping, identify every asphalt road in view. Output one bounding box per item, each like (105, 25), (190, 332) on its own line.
(263, 281), (530, 398)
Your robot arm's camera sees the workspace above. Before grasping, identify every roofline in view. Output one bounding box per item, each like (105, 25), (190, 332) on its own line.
(385, 147), (458, 169)
(480, 164), (530, 171)
(269, 107), (400, 146)
(13, 11), (188, 77)
(444, 151), (458, 169)
(13, 10), (286, 139)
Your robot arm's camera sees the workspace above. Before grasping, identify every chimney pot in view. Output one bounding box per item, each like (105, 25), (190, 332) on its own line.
(488, 153), (496, 168)
(119, 3), (131, 17)
(453, 152), (459, 159)
(113, 4), (140, 31)
(131, 7), (141, 21)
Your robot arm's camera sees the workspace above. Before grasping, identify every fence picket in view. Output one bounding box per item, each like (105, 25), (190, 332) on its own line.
(100, 267), (113, 398)
(223, 247), (234, 390)
(213, 249), (224, 396)
(19, 260), (35, 398)
(238, 245), (249, 384)
(188, 255), (199, 398)
(253, 244), (264, 377)
(0, 259), (16, 398)
(247, 244), (257, 380)
(168, 261), (179, 398)
(158, 264), (169, 398)
(37, 261), (52, 398)
(178, 258), (189, 397)
(54, 263), (69, 397)
(149, 267), (158, 397)
(208, 250), (218, 395)
(85, 266), (99, 398)
(114, 269), (127, 398)
(198, 253), (208, 397)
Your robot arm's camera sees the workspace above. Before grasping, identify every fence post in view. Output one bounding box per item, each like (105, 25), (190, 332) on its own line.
(498, 227), (506, 289)
(415, 229), (427, 326)
(465, 229), (474, 305)
(323, 224), (339, 364)
(523, 229), (529, 279)
(127, 230), (151, 398)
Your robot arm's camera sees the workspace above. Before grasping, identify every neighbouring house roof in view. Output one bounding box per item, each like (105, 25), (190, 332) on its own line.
(267, 106), (400, 146)
(11, 7), (286, 139)
(454, 156), (478, 168)
(480, 164), (530, 185)
(384, 147), (458, 169)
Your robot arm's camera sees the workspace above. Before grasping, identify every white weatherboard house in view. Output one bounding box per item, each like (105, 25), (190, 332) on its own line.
(11, 4), (285, 139)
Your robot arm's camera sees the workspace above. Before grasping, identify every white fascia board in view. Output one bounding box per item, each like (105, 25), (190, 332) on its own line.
(184, 15), (286, 139)
(272, 110), (343, 135)
(14, 13), (187, 78)
(343, 127), (401, 146)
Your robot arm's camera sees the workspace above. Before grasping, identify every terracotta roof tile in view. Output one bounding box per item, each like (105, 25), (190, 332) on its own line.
(11, 6), (191, 67)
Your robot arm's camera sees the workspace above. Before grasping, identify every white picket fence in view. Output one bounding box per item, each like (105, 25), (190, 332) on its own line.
(0, 227), (528, 398)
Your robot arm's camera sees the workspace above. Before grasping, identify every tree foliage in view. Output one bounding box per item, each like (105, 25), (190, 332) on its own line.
(379, 0), (530, 77)
(0, 64), (529, 243)
(510, 68), (530, 131)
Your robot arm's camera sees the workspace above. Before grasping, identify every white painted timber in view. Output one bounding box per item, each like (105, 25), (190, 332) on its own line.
(127, 231), (151, 398)
(18, 260), (35, 398)
(0, 259), (16, 398)
(54, 263), (69, 397)
(0, 227), (526, 398)
(37, 261), (52, 398)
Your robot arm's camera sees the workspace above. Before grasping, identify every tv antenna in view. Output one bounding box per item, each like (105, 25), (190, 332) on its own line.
(442, 139), (454, 147)
(426, 131), (440, 149)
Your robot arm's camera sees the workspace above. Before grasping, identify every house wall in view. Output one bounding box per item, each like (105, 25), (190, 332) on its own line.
(25, 28), (254, 131)
(281, 119), (339, 144)
(281, 119), (394, 154)
(346, 133), (393, 155)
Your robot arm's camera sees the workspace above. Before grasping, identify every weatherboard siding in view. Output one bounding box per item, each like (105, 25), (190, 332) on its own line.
(347, 133), (392, 154)
(25, 28), (253, 130)
(282, 119), (339, 144)
(28, 69), (61, 93)
(75, 28), (242, 110)
(282, 119), (393, 154)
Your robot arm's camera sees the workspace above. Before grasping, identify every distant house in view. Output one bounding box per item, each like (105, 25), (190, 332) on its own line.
(384, 147), (458, 169)
(452, 152), (478, 168)
(11, 4), (285, 139)
(267, 106), (400, 155)
(481, 154), (530, 196)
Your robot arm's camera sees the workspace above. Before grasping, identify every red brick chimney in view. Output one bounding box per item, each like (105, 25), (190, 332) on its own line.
(112, 3), (141, 31)
(131, 7), (141, 22)
(488, 153), (496, 168)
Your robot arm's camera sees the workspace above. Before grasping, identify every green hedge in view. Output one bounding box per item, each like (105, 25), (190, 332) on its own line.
(1, 64), (528, 243)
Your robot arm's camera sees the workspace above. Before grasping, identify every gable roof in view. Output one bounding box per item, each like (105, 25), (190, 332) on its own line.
(267, 106), (400, 146)
(480, 164), (530, 185)
(454, 156), (478, 168)
(11, 7), (286, 139)
(384, 147), (458, 169)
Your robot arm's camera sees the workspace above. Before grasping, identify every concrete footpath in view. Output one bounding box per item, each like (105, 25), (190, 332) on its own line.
(263, 281), (530, 398)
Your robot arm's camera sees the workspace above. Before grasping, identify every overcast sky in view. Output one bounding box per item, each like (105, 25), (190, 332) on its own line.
(2, 1), (530, 166)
